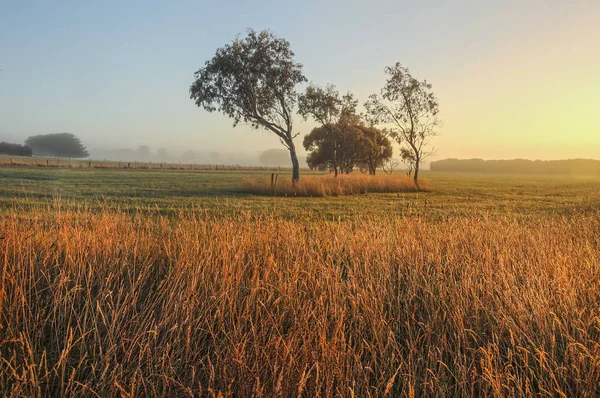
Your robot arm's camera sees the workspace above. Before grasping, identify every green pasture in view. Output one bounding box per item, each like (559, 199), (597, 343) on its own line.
(1, 165), (599, 220)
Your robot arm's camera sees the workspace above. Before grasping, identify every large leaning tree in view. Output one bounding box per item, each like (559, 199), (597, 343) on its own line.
(190, 29), (306, 183)
(298, 84), (358, 177)
(365, 63), (440, 189)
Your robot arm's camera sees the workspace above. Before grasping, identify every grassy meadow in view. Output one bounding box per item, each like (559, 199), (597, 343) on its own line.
(1, 164), (600, 396)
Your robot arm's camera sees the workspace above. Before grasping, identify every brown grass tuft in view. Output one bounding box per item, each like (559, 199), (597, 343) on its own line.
(246, 173), (422, 196)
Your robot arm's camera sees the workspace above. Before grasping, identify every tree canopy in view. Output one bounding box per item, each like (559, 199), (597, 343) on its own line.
(355, 126), (393, 175)
(190, 29), (306, 183)
(365, 63), (440, 188)
(303, 125), (361, 173)
(25, 133), (89, 158)
(303, 123), (392, 175)
(298, 85), (360, 176)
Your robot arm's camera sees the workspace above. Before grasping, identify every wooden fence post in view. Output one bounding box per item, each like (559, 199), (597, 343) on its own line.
(271, 173), (279, 195)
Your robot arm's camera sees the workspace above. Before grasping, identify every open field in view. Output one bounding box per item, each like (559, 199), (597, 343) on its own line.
(2, 166), (600, 396)
(1, 165), (600, 219)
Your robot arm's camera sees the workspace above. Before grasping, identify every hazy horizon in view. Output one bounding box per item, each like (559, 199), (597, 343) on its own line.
(1, 0), (599, 163)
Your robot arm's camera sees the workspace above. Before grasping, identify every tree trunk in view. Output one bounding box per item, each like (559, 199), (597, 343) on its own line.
(289, 142), (300, 185)
(413, 158), (420, 190)
(369, 163), (376, 175)
(333, 147), (338, 177)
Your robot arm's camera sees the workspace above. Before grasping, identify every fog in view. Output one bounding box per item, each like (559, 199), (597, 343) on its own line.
(1, 1), (598, 167)
(87, 146), (309, 168)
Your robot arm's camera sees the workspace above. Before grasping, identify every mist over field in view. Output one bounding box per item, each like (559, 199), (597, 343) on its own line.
(83, 147), (309, 167)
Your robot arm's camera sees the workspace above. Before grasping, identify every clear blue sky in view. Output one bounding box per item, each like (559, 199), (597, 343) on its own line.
(1, 0), (598, 160)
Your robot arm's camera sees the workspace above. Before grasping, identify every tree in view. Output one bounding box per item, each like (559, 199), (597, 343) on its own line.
(355, 126), (392, 175)
(190, 29), (306, 183)
(303, 123), (391, 175)
(303, 126), (337, 171)
(365, 63), (440, 188)
(298, 85), (358, 177)
(25, 133), (89, 158)
(303, 125), (364, 173)
(0, 142), (33, 157)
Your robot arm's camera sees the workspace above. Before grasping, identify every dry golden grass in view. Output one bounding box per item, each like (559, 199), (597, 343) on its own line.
(246, 173), (421, 196)
(1, 206), (599, 397)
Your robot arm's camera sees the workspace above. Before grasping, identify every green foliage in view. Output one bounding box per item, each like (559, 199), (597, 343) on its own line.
(298, 84), (357, 126)
(355, 126), (393, 174)
(298, 84), (341, 123)
(298, 84), (360, 176)
(303, 124), (392, 174)
(25, 133), (89, 158)
(189, 29), (306, 182)
(303, 125), (363, 173)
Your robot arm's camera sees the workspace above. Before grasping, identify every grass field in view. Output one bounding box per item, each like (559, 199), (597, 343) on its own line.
(2, 165), (600, 396)
(1, 165), (599, 219)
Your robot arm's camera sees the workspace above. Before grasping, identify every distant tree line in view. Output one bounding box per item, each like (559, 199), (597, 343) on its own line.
(0, 142), (33, 156)
(25, 133), (89, 158)
(431, 158), (600, 175)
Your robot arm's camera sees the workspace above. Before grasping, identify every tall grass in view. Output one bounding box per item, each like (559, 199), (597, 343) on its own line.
(247, 173), (421, 196)
(1, 207), (599, 396)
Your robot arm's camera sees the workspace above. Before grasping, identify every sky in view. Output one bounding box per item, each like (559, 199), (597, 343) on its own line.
(1, 0), (599, 162)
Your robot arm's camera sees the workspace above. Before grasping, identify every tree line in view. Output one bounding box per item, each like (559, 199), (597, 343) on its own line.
(0, 133), (89, 158)
(25, 133), (89, 158)
(0, 142), (33, 157)
(431, 158), (600, 175)
(190, 29), (440, 188)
